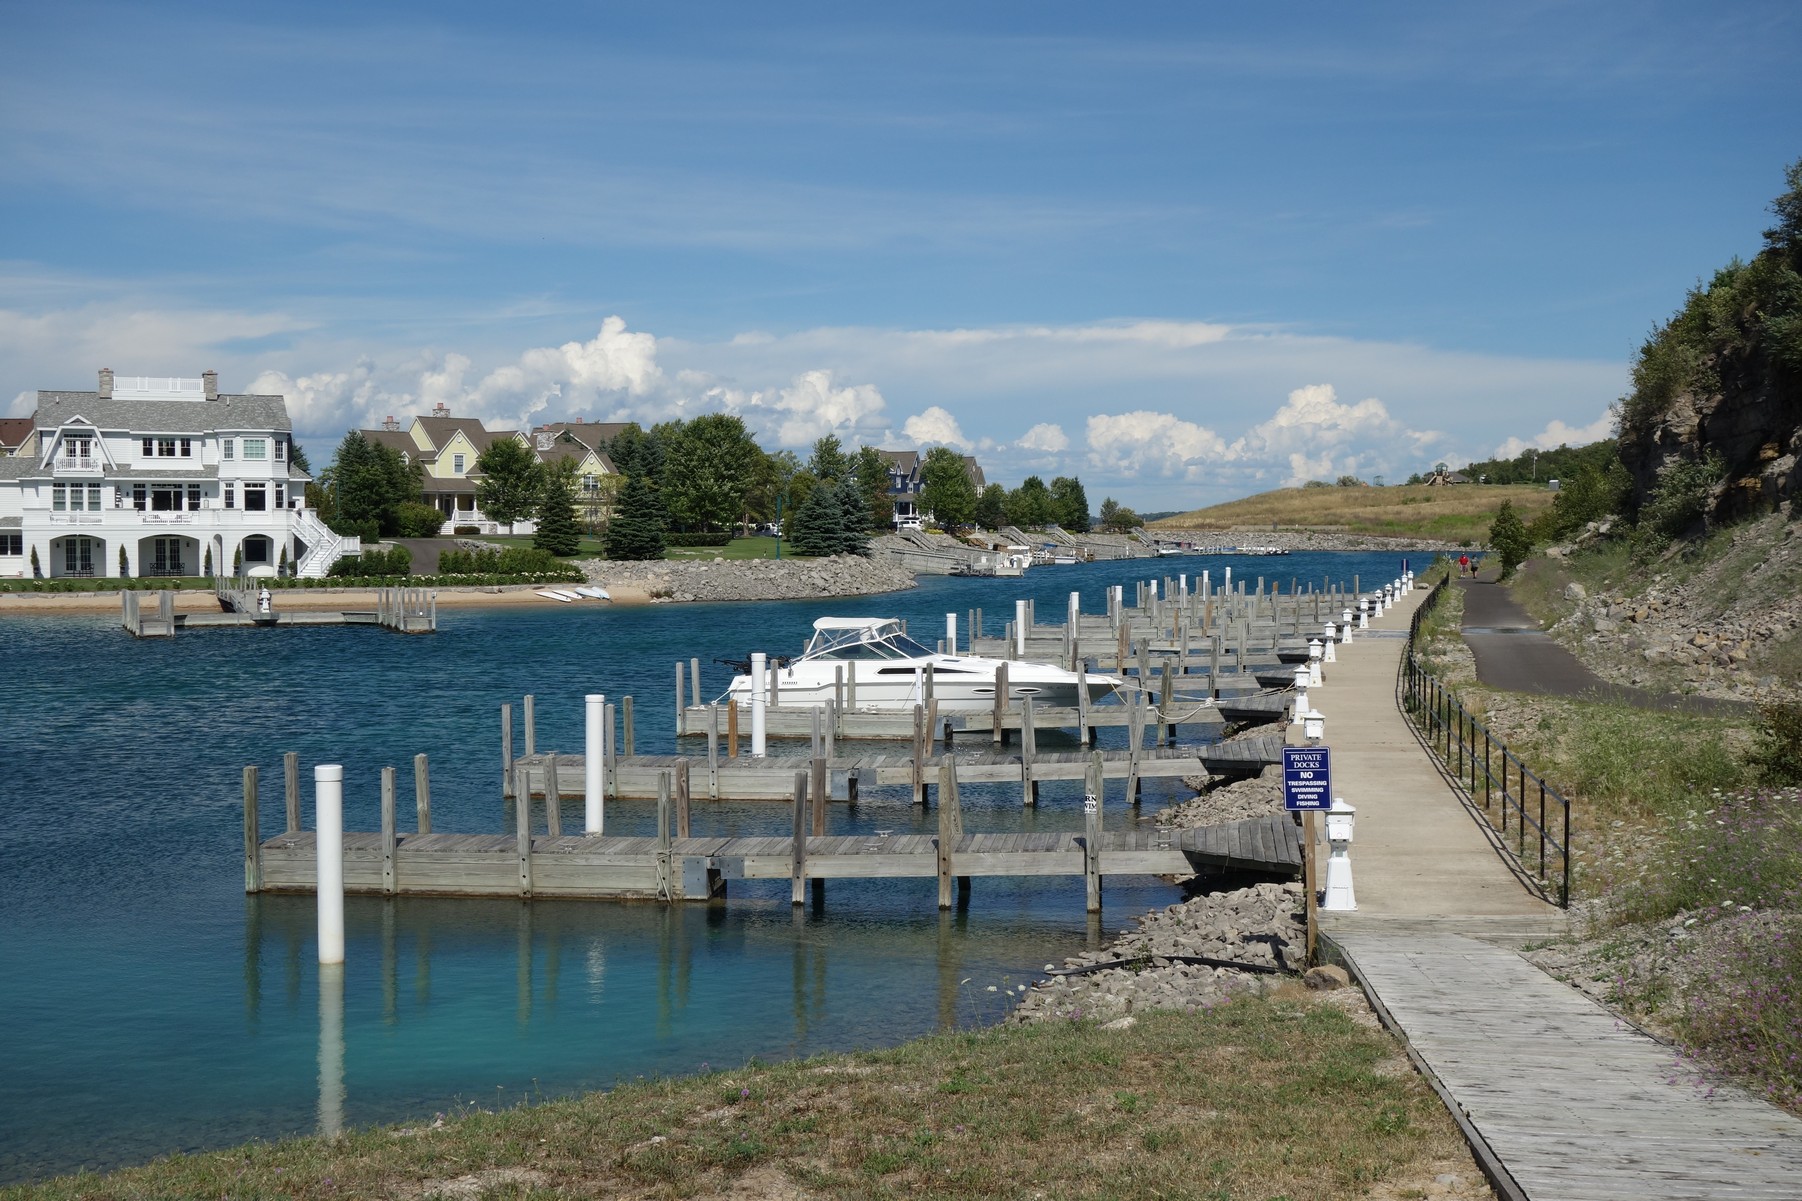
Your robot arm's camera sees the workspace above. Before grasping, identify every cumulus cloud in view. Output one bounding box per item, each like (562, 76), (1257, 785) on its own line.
(1083, 384), (1444, 487)
(903, 405), (970, 448)
(1018, 422), (1069, 453)
(1492, 410), (1615, 460)
(761, 370), (888, 446)
(1085, 411), (1231, 477)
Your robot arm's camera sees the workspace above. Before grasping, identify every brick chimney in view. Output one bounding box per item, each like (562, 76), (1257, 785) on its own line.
(98, 368), (114, 398)
(432, 402), (450, 418)
(202, 370), (218, 400)
(383, 415), (400, 431)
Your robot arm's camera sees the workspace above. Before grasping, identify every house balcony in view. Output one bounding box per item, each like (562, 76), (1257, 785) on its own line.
(51, 458), (104, 476)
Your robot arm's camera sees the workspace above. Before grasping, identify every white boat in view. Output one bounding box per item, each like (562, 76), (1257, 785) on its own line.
(574, 586), (612, 600)
(724, 617), (1121, 712)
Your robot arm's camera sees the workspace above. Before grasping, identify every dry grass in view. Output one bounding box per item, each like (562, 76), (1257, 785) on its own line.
(1151, 485), (1557, 544)
(5, 998), (1489, 1201)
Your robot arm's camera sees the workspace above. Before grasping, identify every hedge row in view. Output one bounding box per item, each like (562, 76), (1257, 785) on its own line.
(662, 532), (734, 547)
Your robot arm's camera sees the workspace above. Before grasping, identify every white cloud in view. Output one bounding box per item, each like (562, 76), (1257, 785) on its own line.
(722, 369), (889, 447)
(1018, 422), (1069, 453)
(1492, 409), (1615, 460)
(903, 405), (970, 449)
(1085, 411), (1230, 477)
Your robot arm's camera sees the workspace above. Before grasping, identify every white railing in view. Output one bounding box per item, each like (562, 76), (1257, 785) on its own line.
(47, 513), (105, 525)
(53, 458), (102, 473)
(293, 508), (349, 578)
(111, 377), (205, 400)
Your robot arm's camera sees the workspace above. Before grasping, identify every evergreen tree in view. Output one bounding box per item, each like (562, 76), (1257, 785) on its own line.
(853, 446), (893, 530)
(475, 438), (543, 534)
(604, 475), (667, 560)
(789, 481), (847, 556)
(1489, 500), (1531, 579)
(835, 474), (871, 556)
(1098, 497), (1141, 533)
(808, 434), (848, 483)
(533, 461), (582, 556)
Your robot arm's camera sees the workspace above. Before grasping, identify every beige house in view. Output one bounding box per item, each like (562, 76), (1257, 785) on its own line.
(531, 423), (619, 530)
(360, 404), (529, 532)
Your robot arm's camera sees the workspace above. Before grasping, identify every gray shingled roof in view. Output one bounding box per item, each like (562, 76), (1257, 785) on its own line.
(108, 466), (223, 480)
(0, 515), (21, 528)
(34, 392), (292, 434)
(0, 457), (37, 480)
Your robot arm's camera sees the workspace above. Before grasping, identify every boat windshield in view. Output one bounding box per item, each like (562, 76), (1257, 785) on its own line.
(802, 623), (939, 662)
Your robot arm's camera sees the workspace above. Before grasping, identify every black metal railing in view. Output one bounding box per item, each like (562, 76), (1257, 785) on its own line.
(1400, 570), (1572, 907)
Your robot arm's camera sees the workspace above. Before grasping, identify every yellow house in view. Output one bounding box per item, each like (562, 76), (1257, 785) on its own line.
(360, 403), (528, 532)
(531, 423), (619, 530)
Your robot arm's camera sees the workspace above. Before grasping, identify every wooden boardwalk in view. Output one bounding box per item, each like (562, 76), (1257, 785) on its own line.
(1330, 928), (1802, 1201)
(252, 813), (1302, 902)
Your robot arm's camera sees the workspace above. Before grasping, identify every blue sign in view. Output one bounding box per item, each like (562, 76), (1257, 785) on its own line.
(1283, 746), (1332, 811)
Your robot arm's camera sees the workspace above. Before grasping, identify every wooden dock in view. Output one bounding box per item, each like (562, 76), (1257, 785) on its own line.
(121, 587), (437, 637)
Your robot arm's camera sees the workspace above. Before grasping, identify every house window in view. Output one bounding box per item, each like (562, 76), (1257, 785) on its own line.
(582, 474), (598, 494)
(148, 537), (186, 576)
(274, 440), (286, 462)
(222, 439), (234, 460)
(274, 483), (286, 509)
(157, 438), (176, 457)
(242, 537), (271, 564)
(143, 438), (154, 457)
(187, 484), (202, 510)
(52, 484), (65, 511)
(244, 483), (267, 512)
(151, 486), (182, 512)
(224, 484), (235, 509)
(0, 533), (21, 556)
(180, 438), (192, 458)
(62, 536), (98, 577)
(64, 437), (92, 462)
(242, 438), (268, 461)
(453, 452), (466, 473)
(133, 484), (147, 511)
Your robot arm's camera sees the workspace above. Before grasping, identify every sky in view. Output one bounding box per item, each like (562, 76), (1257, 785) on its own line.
(2, 0), (1797, 508)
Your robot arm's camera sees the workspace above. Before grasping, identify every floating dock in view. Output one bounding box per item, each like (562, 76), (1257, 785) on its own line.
(121, 586), (437, 637)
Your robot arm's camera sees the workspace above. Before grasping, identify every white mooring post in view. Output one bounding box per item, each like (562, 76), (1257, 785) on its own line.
(1068, 590), (1080, 635)
(315, 764), (345, 965)
(946, 612), (957, 654)
(1341, 608), (1354, 643)
(1359, 596), (1370, 628)
(1322, 623), (1337, 662)
(1224, 565), (1232, 595)
(750, 651), (768, 758)
(1015, 599), (1028, 655)
(1323, 797), (1357, 910)
(1308, 639), (1324, 688)
(585, 693), (605, 834)
(1291, 664), (1310, 725)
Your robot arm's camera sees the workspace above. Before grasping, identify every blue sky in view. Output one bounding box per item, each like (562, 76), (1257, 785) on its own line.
(3, 1), (1797, 506)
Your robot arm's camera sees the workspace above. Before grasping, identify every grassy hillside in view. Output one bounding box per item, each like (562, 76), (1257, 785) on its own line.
(1150, 484), (1559, 544)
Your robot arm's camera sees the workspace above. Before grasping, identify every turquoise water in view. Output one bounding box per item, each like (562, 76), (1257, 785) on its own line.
(0, 551), (1422, 1182)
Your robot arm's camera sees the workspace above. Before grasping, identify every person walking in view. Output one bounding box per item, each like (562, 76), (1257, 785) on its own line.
(1458, 553), (1470, 577)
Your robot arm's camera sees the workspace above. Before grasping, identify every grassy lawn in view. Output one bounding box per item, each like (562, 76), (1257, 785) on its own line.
(1152, 484), (1557, 545)
(3, 997), (1482, 1201)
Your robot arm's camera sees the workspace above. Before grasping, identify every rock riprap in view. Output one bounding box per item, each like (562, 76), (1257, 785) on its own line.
(1010, 882), (1305, 1025)
(583, 555), (917, 604)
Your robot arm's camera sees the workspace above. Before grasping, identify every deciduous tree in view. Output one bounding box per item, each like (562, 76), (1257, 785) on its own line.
(920, 446), (976, 527)
(475, 437), (543, 534)
(1049, 476), (1090, 532)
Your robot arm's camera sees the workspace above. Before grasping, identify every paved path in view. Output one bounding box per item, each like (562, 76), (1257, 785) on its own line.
(1314, 583), (1802, 1200)
(1458, 572), (1753, 717)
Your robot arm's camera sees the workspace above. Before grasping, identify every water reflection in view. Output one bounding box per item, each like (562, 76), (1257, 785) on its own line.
(317, 963), (344, 1139)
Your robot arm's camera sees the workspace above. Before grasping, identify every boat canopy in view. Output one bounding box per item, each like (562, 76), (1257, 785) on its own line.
(802, 617), (937, 661)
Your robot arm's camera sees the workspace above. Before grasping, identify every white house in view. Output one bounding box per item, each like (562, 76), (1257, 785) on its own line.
(0, 369), (354, 580)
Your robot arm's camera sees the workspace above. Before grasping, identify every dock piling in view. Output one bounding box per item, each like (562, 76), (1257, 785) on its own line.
(284, 751), (300, 834)
(585, 694), (604, 834)
(545, 752), (561, 837)
(790, 772), (808, 905)
(1084, 754), (1102, 912)
(523, 694), (536, 758)
(243, 766), (261, 893)
(501, 703), (514, 799)
(315, 765), (345, 964)
(515, 764), (533, 897)
(381, 766), (397, 895)
(414, 753), (431, 833)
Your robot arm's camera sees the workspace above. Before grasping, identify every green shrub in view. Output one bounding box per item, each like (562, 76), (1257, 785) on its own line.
(328, 517), (380, 542)
(453, 524), (480, 535)
(1749, 701), (1802, 787)
(1638, 453), (1724, 545)
(392, 502), (447, 538)
(663, 532), (734, 547)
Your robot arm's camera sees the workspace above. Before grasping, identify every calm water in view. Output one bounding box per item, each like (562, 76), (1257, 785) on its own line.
(0, 550), (1421, 1182)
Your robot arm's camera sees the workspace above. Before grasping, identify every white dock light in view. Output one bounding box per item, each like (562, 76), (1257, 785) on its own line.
(585, 693), (605, 834)
(1322, 622), (1338, 662)
(315, 764), (344, 965)
(1323, 797), (1357, 911)
(1359, 597), (1370, 629)
(1307, 639), (1323, 687)
(750, 652), (768, 758)
(1303, 708), (1325, 744)
(1291, 664), (1310, 724)
(1340, 608), (1353, 643)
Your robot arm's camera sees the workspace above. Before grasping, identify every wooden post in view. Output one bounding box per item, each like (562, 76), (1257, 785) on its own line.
(937, 757), (965, 909)
(515, 764), (533, 897)
(769, 660), (780, 707)
(544, 752), (561, 837)
(675, 661), (685, 737)
(1020, 696), (1038, 806)
(1209, 636), (1221, 700)
(1084, 753), (1103, 913)
(923, 661), (935, 704)
(622, 697), (635, 758)
(1116, 623), (1130, 673)
(847, 662), (858, 711)
(380, 766), (397, 896)
(811, 707), (823, 760)
(656, 771), (672, 900)
(834, 665), (845, 712)
(523, 693), (536, 757)
(1160, 667), (1175, 745)
(1076, 662), (1091, 746)
(823, 699), (837, 760)
(924, 696), (939, 755)
(727, 700), (739, 758)
(1304, 812), (1319, 965)
(707, 704), (721, 798)
(1127, 694), (1144, 805)
(810, 756), (828, 837)
(790, 771), (809, 905)
(414, 753), (431, 833)
(501, 703), (514, 799)
(911, 703), (927, 807)
(242, 765), (261, 893)
(992, 661), (1008, 745)
(603, 704), (617, 799)
(674, 759), (691, 839)
(284, 751), (300, 834)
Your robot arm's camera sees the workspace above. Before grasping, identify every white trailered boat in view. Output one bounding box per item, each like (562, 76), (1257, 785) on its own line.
(725, 617), (1122, 712)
